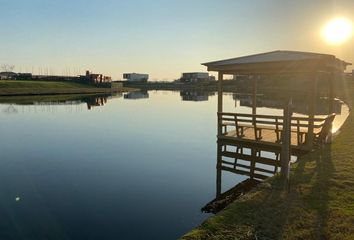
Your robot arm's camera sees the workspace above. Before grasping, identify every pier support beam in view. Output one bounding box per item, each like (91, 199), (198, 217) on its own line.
(252, 76), (258, 139)
(216, 142), (222, 197)
(216, 71), (224, 196)
(280, 98), (292, 180)
(252, 76), (257, 115)
(307, 74), (318, 149)
(218, 72), (224, 136)
(327, 73), (336, 143)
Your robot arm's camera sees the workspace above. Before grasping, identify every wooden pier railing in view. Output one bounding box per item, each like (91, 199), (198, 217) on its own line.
(218, 112), (336, 149)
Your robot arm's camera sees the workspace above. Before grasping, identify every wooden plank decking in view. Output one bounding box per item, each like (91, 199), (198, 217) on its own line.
(223, 128), (306, 148)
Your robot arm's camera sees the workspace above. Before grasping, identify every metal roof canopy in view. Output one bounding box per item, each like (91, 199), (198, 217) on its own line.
(202, 50), (351, 75)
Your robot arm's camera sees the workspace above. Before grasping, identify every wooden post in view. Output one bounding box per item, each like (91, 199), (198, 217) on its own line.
(216, 71), (224, 196)
(218, 72), (224, 136)
(307, 74), (317, 149)
(252, 76), (258, 139)
(327, 73), (336, 143)
(328, 74), (335, 113)
(281, 98), (292, 180)
(216, 142), (222, 197)
(250, 146), (256, 179)
(252, 76), (257, 115)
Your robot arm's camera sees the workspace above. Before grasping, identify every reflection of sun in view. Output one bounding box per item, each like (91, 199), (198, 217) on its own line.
(322, 18), (353, 45)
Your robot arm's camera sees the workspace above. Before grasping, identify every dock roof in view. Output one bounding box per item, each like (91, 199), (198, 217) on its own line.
(202, 50), (351, 74)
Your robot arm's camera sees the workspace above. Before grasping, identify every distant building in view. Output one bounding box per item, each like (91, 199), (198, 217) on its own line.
(123, 73), (149, 82)
(180, 72), (211, 83)
(0, 72), (17, 80)
(16, 73), (33, 80)
(82, 70), (112, 84)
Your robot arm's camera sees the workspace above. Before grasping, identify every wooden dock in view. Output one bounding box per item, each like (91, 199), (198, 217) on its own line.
(218, 112), (335, 153)
(200, 50), (345, 215)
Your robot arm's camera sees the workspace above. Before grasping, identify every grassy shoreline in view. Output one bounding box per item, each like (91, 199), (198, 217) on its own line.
(181, 81), (354, 240)
(0, 93), (114, 105)
(0, 80), (134, 96)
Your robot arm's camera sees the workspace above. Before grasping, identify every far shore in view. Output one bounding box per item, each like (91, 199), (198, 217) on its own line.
(0, 80), (136, 96)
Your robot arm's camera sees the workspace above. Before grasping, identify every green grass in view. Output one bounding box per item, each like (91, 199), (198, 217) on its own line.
(0, 80), (133, 96)
(0, 80), (95, 89)
(181, 81), (354, 240)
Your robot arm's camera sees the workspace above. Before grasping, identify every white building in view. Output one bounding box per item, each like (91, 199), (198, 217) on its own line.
(180, 72), (210, 83)
(123, 73), (149, 82)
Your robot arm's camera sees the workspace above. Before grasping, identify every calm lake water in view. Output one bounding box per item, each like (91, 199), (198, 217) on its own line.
(0, 91), (349, 239)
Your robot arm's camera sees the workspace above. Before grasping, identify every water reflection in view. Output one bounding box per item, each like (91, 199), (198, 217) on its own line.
(202, 141), (286, 214)
(2, 105), (18, 114)
(180, 91), (215, 102)
(124, 91), (149, 100)
(233, 93), (343, 115)
(83, 96), (108, 110)
(0, 90), (349, 239)
(0, 93), (123, 112)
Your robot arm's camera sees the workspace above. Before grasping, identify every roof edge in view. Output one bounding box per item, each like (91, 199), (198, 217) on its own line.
(201, 50), (337, 66)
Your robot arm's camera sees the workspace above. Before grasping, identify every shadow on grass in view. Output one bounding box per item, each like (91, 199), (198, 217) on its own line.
(290, 144), (333, 239)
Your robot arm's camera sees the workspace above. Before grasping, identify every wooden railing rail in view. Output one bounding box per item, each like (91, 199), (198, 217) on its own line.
(218, 112), (335, 146)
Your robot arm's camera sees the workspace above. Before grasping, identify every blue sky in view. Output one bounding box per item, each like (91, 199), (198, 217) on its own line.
(0, 0), (353, 80)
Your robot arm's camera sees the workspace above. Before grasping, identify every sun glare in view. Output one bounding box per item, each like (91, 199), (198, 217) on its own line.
(322, 18), (353, 45)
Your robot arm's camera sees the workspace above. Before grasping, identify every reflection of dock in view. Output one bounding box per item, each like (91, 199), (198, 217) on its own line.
(219, 141), (281, 180)
(203, 141), (282, 213)
(233, 94), (343, 115)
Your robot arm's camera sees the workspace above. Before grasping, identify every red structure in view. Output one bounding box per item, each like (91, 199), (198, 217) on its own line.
(85, 70), (112, 84)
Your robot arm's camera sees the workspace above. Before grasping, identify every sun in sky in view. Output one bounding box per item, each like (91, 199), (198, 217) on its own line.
(322, 18), (353, 45)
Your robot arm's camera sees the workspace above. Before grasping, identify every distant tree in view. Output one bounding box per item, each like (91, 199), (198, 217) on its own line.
(1, 64), (15, 72)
